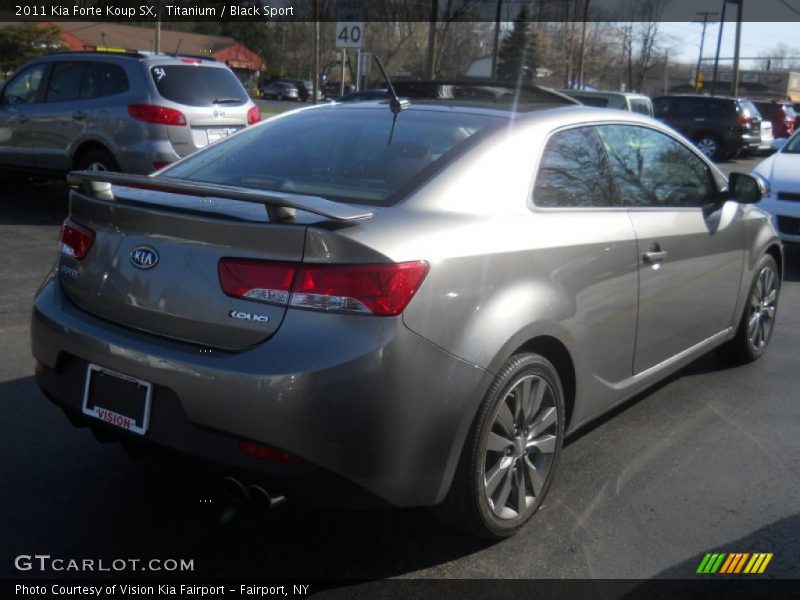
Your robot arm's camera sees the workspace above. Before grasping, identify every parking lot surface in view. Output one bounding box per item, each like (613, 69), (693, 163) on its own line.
(2, 154), (799, 581)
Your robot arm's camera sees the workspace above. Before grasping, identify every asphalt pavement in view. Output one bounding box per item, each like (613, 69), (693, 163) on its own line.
(1, 155), (798, 584)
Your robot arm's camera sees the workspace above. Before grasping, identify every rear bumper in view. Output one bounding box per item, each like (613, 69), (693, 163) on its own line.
(31, 275), (489, 507)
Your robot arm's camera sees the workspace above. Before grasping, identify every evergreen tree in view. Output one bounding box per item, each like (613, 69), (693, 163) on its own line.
(496, 8), (530, 81)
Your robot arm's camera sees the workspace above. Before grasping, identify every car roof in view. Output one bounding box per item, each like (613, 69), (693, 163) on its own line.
(312, 101), (662, 127)
(25, 50), (219, 65)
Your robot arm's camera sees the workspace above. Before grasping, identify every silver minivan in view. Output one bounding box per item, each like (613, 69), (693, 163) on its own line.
(0, 50), (261, 175)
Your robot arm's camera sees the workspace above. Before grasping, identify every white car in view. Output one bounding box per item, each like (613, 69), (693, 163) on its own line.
(753, 130), (800, 243)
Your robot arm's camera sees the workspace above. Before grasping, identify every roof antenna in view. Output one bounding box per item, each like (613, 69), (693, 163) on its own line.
(174, 39), (182, 56)
(372, 55), (409, 145)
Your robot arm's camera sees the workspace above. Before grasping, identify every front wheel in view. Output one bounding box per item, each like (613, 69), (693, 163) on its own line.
(438, 353), (565, 539)
(718, 254), (780, 363)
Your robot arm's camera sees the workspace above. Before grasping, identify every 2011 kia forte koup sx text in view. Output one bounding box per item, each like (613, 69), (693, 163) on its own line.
(31, 86), (782, 539)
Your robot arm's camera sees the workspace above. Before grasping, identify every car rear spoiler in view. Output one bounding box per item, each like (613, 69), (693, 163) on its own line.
(66, 171), (374, 222)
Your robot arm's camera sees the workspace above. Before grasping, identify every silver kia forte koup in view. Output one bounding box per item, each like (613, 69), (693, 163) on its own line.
(32, 91), (782, 539)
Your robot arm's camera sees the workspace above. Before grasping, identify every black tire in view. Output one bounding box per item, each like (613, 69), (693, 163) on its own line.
(77, 148), (119, 173)
(717, 254), (780, 364)
(437, 353), (565, 539)
(694, 133), (723, 161)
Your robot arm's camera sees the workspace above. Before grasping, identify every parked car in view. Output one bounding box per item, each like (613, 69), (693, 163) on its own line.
(653, 95), (762, 161)
(0, 50), (260, 175)
(260, 81), (300, 101)
(751, 99), (796, 139)
(322, 81), (355, 99)
(337, 89), (389, 103)
(277, 78), (323, 102)
(34, 99), (781, 539)
(753, 130), (800, 244)
(559, 89), (654, 116)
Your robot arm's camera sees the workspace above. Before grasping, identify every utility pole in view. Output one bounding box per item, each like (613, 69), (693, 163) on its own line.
(577, 0), (590, 89)
(694, 11), (717, 94)
(426, 0), (439, 79)
(154, 0), (161, 53)
(731, 0), (744, 96)
(663, 49), (669, 94)
(313, 0), (320, 104)
(490, 0), (503, 78)
(710, 0), (727, 96)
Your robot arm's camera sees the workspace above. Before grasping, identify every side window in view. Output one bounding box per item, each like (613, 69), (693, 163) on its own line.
(2, 64), (47, 105)
(97, 63), (129, 97)
(597, 125), (716, 208)
(45, 62), (89, 103)
(533, 126), (618, 208)
(79, 63), (96, 99)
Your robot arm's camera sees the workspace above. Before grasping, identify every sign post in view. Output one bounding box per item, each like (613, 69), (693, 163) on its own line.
(336, 0), (364, 97)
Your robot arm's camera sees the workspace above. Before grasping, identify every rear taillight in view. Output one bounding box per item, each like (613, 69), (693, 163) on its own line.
(291, 262), (429, 316)
(60, 219), (95, 260)
(218, 259), (429, 317)
(247, 105), (261, 125)
(128, 104), (187, 126)
(219, 259), (296, 305)
(736, 114), (751, 128)
(152, 161), (171, 170)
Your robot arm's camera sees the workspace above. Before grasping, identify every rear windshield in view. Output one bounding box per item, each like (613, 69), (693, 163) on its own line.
(163, 107), (503, 205)
(150, 65), (248, 106)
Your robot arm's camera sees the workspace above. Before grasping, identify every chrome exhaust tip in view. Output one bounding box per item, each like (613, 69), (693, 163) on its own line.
(222, 476), (247, 502)
(248, 484), (286, 509)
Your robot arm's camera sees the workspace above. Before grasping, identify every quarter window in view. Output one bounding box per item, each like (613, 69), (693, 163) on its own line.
(596, 125), (716, 208)
(2, 64), (46, 105)
(97, 63), (129, 97)
(533, 127), (618, 208)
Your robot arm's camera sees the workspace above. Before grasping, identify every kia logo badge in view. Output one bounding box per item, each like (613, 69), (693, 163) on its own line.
(130, 246), (159, 269)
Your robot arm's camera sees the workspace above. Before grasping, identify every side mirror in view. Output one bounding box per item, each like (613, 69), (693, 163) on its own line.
(729, 172), (768, 204)
(771, 138), (787, 151)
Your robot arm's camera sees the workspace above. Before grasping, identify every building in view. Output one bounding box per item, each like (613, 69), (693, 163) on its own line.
(48, 22), (265, 89)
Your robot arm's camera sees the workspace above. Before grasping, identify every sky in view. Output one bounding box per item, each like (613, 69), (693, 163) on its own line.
(660, 22), (800, 68)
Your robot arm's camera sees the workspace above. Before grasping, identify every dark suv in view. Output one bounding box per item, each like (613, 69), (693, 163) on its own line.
(653, 95), (762, 161)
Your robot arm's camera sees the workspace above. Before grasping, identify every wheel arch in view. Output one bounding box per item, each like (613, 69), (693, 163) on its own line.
(765, 243), (783, 282)
(70, 140), (119, 170)
(511, 336), (577, 432)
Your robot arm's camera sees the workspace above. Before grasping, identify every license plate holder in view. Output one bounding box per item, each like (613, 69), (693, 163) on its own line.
(207, 128), (236, 143)
(82, 364), (152, 436)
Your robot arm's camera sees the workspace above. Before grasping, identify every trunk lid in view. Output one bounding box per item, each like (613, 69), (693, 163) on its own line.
(60, 188), (307, 351)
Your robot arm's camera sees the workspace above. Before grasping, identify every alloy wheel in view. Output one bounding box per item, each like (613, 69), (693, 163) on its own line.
(483, 374), (558, 519)
(747, 265), (778, 350)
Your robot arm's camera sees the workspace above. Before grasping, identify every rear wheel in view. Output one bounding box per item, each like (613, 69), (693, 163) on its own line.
(438, 353), (564, 539)
(718, 254), (780, 363)
(77, 148), (119, 173)
(694, 133), (723, 161)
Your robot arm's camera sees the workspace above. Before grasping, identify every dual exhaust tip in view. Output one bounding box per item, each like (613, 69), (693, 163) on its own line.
(223, 476), (286, 509)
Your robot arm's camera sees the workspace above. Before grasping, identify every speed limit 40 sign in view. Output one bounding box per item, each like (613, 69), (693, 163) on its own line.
(335, 22), (363, 48)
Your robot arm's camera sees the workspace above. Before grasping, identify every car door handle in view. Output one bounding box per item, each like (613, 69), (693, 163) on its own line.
(73, 111), (88, 121)
(643, 250), (668, 263)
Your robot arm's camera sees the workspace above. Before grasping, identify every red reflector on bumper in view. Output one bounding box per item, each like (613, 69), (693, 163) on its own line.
(239, 441), (306, 464)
